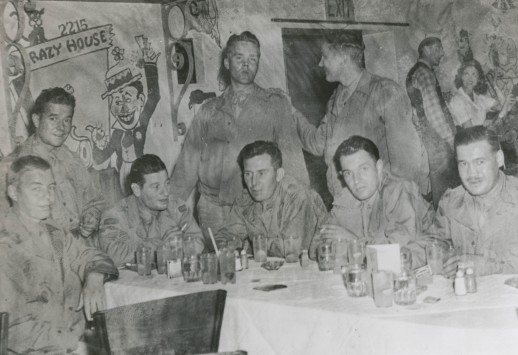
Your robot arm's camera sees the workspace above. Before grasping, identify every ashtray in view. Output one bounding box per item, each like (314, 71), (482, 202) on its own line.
(504, 276), (518, 288)
(261, 260), (284, 271)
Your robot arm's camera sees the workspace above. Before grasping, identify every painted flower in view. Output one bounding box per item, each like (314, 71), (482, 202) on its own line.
(112, 47), (125, 62)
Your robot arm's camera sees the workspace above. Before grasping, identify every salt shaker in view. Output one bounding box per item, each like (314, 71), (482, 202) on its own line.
(300, 249), (309, 269)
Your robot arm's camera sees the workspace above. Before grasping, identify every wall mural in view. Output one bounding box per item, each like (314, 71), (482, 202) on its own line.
(0, 0), (221, 192)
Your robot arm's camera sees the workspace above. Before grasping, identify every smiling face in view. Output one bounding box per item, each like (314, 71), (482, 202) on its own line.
(339, 150), (383, 201)
(224, 41), (260, 87)
(8, 168), (56, 222)
(461, 65), (480, 93)
(132, 170), (170, 211)
(33, 103), (73, 148)
(110, 86), (144, 130)
(456, 140), (504, 196)
(243, 154), (284, 202)
(319, 43), (345, 83)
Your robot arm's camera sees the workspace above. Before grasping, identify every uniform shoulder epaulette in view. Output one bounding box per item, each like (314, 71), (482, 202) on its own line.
(267, 87), (289, 98)
(201, 95), (222, 108)
(102, 217), (119, 225)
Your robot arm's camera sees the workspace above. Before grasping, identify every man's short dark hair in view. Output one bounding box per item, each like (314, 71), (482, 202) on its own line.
(31, 87), (76, 118)
(218, 31), (261, 88)
(238, 141), (282, 171)
(454, 60), (488, 95)
(7, 155), (52, 194)
(454, 126), (500, 153)
(324, 30), (365, 68)
(127, 154), (167, 188)
(418, 37), (442, 58)
(334, 136), (380, 164)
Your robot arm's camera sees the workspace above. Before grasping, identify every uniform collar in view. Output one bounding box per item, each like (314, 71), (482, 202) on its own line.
(418, 58), (433, 70)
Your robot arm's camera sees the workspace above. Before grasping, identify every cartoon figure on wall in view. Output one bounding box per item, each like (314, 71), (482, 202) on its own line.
(90, 35), (161, 195)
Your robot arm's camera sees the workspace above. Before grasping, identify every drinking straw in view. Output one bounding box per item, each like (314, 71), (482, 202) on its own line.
(208, 227), (219, 255)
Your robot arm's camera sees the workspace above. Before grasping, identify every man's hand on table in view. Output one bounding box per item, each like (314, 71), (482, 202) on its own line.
(443, 254), (484, 278)
(78, 272), (106, 321)
(319, 224), (358, 242)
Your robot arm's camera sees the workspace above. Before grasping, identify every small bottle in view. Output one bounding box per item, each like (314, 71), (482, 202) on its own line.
(240, 249), (249, 269)
(465, 267), (477, 293)
(454, 270), (467, 296)
(235, 250), (243, 271)
(300, 249), (309, 269)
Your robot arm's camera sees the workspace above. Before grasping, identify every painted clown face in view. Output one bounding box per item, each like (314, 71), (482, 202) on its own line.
(109, 85), (144, 130)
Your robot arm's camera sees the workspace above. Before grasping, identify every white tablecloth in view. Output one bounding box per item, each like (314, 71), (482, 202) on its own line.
(105, 260), (518, 355)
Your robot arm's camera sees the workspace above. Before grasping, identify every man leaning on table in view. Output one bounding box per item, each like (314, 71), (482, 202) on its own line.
(215, 141), (327, 258)
(99, 154), (204, 266)
(0, 155), (118, 354)
(428, 125), (518, 277)
(310, 136), (434, 266)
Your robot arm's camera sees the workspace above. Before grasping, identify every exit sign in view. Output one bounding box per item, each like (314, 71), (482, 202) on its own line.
(326, 0), (355, 21)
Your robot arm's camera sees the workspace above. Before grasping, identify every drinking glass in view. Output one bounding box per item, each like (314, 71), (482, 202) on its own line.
(201, 253), (218, 284)
(333, 238), (348, 274)
(372, 270), (393, 307)
(426, 240), (443, 275)
(156, 244), (171, 274)
(253, 235), (267, 262)
(343, 265), (368, 297)
(283, 235), (300, 263)
(137, 245), (152, 276)
(393, 272), (417, 305)
(348, 239), (365, 267)
(219, 248), (236, 284)
(317, 241), (335, 271)
(182, 255), (201, 282)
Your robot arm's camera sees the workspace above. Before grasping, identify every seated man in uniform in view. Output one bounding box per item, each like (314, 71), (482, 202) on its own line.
(0, 87), (104, 241)
(310, 136), (434, 266)
(215, 141), (327, 258)
(99, 154), (204, 266)
(0, 156), (118, 354)
(429, 126), (518, 277)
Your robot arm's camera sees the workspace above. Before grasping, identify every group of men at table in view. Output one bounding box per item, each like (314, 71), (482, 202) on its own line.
(1, 28), (518, 354)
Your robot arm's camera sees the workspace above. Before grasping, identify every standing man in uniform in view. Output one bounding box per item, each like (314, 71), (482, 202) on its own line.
(406, 37), (460, 208)
(171, 31), (309, 244)
(295, 31), (423, 200)
(0, 87), (104, 240)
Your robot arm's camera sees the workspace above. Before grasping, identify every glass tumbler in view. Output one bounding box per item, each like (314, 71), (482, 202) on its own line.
(372, 270), (394, 307)
(348, 239), (365, 267)
(137, 245), (152, 276)
(317, 241), (335, 271)
(426, 240), (443, 275)
(333, 238), (348, 274)
(201, 253), (218, 284)
(283, 235), (300, 263)
(393, 271), (417, 306)
(343, 265), (368, 297)
(219, 248), (236, 284)
(253, 235), (267, 262)
(182, 255), (201, 282)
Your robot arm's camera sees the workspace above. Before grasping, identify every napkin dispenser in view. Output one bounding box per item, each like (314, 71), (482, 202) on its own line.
(366, 244), (401, 274)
